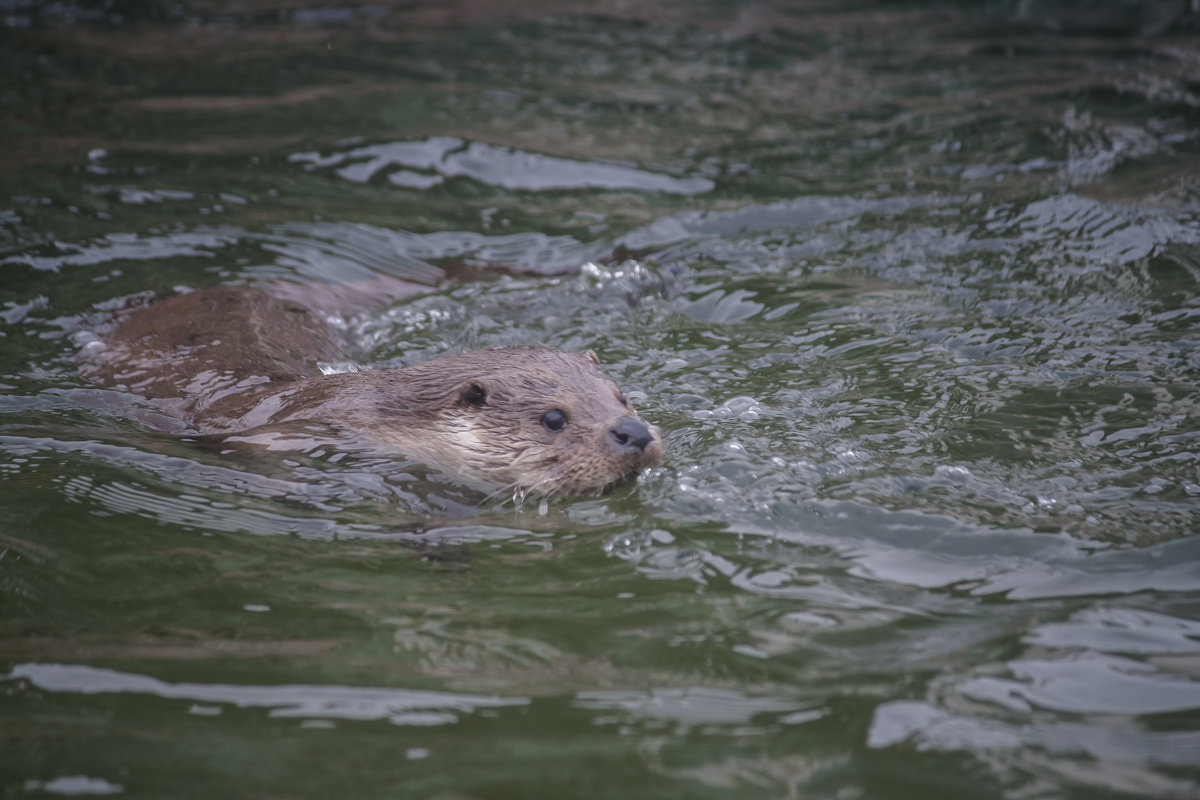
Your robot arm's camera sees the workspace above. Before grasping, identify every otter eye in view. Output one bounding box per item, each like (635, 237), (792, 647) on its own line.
(541, 409), (567, 432)
(618, 393), (629, 407)
(460, 382), (487, 407)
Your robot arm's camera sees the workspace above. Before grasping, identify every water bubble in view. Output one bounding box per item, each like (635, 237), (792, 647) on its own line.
(603, 530), (650, 558)
(934, 464), (974, 483)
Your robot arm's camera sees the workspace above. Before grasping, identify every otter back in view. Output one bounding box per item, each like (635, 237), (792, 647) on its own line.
(83, 286), (350, 418)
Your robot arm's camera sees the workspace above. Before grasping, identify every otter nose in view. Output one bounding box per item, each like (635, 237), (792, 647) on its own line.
(609, 417), (654, 452)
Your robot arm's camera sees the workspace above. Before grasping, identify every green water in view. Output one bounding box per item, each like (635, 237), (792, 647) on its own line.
(3, 2), (1200, 798)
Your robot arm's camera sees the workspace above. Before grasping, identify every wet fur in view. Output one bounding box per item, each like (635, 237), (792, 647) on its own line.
(82, 286), (664, 495)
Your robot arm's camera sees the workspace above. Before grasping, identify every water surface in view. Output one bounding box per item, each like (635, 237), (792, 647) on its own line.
(3, 2), (1200, 798)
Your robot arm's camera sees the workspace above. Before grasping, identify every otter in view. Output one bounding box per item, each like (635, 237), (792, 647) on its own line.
(81, 285), (664, 495)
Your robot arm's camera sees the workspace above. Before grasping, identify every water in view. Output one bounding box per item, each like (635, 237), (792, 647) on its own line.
(3, 2), (1200, 797)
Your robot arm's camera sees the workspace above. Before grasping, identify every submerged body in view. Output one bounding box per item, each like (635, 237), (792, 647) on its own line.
(83, 286), (664, 494)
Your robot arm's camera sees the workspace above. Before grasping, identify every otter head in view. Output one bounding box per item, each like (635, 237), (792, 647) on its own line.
(371, 346), (664, 495)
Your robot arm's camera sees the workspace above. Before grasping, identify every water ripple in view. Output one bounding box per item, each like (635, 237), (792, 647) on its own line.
(290, 137), (713, 194)
(7, 662), (527, 726)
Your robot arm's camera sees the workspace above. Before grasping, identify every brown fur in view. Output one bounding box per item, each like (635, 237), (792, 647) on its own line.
(82, 286), (664, 494)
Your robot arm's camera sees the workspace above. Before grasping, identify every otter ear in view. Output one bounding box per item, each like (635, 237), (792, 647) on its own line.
(585, 349), (600, 365)
(459, 381), (488, 407)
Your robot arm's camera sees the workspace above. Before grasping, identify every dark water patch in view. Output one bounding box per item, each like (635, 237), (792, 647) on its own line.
(4, 3), (1200, 798)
